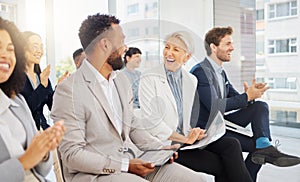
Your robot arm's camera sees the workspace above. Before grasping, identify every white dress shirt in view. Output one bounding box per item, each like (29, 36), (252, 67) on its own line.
(85, 61), (123, 135)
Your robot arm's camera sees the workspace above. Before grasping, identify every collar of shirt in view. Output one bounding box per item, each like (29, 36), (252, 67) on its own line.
(85, 60), (117, 84)
(164, 65), (182, 81)
(0, 89), (19, 115)
(207, 56), (224, 74)
(123, 66), (136, 75)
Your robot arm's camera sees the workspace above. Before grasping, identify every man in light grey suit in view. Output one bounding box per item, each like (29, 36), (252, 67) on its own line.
(51, 13), (206, 182)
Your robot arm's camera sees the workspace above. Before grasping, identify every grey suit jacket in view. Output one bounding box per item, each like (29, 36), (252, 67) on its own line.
(51, 60), (163, 182)
(0, 90), (53, 182)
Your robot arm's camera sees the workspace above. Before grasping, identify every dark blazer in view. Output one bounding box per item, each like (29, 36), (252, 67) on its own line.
(190, 58), (248, 128)
(21, 75), (54, 130)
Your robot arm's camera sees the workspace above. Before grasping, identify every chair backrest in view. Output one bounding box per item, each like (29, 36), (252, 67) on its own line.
(53, 149), (65, 182)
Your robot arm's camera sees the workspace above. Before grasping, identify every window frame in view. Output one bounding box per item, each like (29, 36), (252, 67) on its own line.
(268, 0), (298, 20)
(267, 37), (297, 55)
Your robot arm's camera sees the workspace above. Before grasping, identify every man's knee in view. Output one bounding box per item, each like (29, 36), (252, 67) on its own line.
(252, 101), (269, 114)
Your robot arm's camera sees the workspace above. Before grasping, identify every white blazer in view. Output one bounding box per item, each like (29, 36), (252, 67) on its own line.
(139, 64), (198, 143)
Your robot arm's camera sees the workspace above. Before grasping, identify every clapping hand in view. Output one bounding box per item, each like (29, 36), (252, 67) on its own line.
(244, 79), (269, 101)
(57, 70), (70, 84)
(40, 65), (51, 87)
(18, 120), (65, 170)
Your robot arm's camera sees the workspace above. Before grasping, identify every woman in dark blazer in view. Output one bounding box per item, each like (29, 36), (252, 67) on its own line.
(21, 31), (54, 130)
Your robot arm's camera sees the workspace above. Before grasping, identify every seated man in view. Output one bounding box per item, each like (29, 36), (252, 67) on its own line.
(51, 13), (206, 182)
(190, 26), (300, 182)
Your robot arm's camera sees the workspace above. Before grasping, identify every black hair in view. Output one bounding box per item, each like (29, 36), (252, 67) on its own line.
(0, 17), (26, 98)
(123, 47), (142, 65)
(73, 48), (84, 60)
(79, 13), (120, 51)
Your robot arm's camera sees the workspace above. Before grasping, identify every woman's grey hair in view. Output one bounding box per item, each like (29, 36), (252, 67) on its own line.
(165, 31), (195, 54)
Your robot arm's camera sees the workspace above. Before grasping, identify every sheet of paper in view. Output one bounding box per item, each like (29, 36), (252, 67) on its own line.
(225, 120), (253, 137)
(180, 111), (225, 150)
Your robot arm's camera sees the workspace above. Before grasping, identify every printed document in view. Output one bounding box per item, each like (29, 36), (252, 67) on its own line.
(180, 111), (225, 150)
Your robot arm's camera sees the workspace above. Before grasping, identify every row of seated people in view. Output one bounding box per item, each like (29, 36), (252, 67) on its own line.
(1, 12), (300, 182)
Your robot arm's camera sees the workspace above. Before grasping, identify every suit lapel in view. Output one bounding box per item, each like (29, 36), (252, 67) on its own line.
(113, 73), (131, 140)
(157, 65), (177, 113)
(10, 96), (35, 148)
(203, 59), (222, 98)
(182, 68), (196, 133)
(81, 62), (121, 136)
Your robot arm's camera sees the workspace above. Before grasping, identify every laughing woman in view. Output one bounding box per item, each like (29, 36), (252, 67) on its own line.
(21, 31), (68, 130)
(0, 17), (65, 182)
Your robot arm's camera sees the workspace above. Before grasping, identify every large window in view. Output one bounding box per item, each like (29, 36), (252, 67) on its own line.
(268, 1), (297, 19)
(256, 9), (264, 20)
(271, 110), (297, 123)
(268, 38), (297, 54)
(127, 3), (139, 15)
(0, 2), (16, 22)
(266, 77), (297, 90)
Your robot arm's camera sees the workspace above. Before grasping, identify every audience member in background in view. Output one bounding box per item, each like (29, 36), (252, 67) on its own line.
(122, 47), (142, 108)
(139, 31), (252, 182)
(190, 26), (300, 181)
(20, 31), (68, 130)
(0, 16), (65, 182)
(72, 48), (85, 69)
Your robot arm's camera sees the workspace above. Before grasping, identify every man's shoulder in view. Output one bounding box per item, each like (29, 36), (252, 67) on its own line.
(191, 59), (211, 74)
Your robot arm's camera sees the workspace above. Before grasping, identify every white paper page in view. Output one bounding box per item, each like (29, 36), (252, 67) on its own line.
(180, 111), (226, 150)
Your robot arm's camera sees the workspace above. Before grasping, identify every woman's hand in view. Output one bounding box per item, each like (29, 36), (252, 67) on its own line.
(40, 65), (51, 87)
(185, 127), (207, 144)
(57, 70), (69, 84)
(185, 128), (200, 144)
(18, 120), (65, 170)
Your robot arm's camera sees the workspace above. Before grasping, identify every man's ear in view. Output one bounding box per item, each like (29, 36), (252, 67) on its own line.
(125, 55), (130, 61)
(99, 38), (111, 51)
(210, 43), (217, 52)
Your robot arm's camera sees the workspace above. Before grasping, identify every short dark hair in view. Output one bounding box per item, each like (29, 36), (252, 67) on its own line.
(0, 17), (26, 98)
(22, 31), (42, 74)
(123, 47), (142, 65)
(73, 48), (84, 60)
(204, 26), (233, 56)
(79, 13), (120, 52)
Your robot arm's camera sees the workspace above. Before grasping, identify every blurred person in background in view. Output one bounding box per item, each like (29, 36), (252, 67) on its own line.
(122, 47), (142, 108)
(72, 48), (85, 69)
